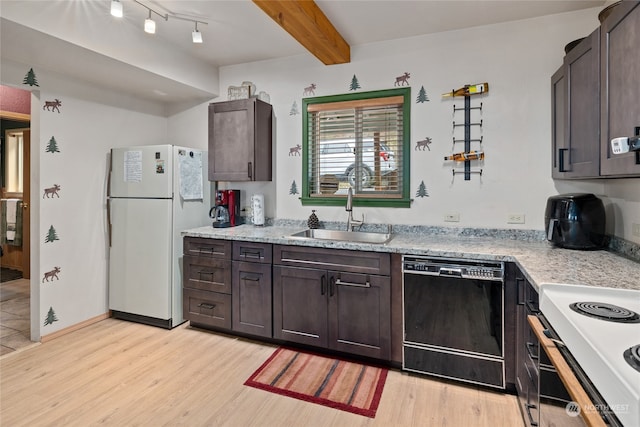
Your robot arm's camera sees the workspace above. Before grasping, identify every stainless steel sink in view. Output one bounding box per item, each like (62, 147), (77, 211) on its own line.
(289, 229), (393, 244)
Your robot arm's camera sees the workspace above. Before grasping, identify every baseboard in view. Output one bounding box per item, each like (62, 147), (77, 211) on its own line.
(41, 312), (111, 343)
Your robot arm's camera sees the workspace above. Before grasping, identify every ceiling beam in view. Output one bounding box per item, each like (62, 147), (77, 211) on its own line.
(252, 0), (350, 65)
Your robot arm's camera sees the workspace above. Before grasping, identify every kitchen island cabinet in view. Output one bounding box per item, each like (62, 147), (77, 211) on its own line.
(208, 98), (273, 182)
(273, 245), (391, 360)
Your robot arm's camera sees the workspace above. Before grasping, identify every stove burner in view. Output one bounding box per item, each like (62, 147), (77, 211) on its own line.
(569, 302), (640, 323)
(624, 345), (640, 373)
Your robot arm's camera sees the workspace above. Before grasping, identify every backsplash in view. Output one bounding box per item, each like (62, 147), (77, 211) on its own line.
(263, 218), (640, 263)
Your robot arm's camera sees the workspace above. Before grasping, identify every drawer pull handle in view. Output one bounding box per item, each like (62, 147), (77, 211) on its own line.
(198, 302), (216, 310)
(526, 342), (538, 360)
(321, 275), (326, 295)
(240, 249), (261, 259)
(240, 274), (260, 282)
(525, 403), (538, 427)
(525, 300), (539, 314)
(335, 278), (370, 288)
(198, 271), (214, 280)
(198, 247), (216, 254)
(516, 277), (525, 306)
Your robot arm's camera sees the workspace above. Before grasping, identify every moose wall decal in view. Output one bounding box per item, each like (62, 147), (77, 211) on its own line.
(43, 184), (61, 198)
(394, 72), (410, 86)
(42, 267), (61, 282)
(43, 99), (62, 113)
(289, 144), (302, 156)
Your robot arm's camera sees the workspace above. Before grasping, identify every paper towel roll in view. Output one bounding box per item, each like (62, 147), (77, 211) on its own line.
(251, 194), (265, 226)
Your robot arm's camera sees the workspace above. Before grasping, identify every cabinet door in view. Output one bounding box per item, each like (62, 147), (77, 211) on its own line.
(560, 29), (601, 178)
(328, 271), (391, 359)
(600, 1), (640, 176)
(273, 265), (328, 347)
(209, 99), (255, 181)
(232, 261), (272, 338)
(551, 66), (567, 179)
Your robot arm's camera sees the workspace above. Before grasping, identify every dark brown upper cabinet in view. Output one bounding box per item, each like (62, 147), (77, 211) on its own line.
(600, 1), (640, 177)
(551, 28), (600, 179)
(208, 98), (273, 181)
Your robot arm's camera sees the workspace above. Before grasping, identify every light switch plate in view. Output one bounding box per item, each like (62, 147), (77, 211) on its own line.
(444, 213), (460, 222)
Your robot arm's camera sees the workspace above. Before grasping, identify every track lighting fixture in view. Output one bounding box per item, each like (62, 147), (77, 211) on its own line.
(110, 1), (208, 43)
(110, 0), (123, 18)
(144, 9), (156, 34)
(192, 22), (203, 44)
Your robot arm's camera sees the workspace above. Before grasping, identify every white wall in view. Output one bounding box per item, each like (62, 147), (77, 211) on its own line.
(2, 59), (171, 338)
(211, 7), (639, 243)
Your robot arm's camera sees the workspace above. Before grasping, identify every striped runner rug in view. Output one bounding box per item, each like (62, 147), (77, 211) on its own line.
(244, 347), (388, 418)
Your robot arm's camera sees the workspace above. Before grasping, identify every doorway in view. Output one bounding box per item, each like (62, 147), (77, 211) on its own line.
(1, 87), (32, 354)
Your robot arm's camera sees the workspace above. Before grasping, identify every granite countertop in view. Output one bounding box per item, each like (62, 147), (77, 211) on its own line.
(182, 224), (640, 291)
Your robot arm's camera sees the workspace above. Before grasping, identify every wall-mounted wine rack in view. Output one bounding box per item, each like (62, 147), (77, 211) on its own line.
(443, 84), (487, 181)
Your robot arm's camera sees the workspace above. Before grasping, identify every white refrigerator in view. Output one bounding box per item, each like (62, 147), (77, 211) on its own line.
(108, 145), (211, 328)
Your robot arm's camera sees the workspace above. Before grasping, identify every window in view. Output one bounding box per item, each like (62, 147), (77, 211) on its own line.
(301, 88), (410, 207)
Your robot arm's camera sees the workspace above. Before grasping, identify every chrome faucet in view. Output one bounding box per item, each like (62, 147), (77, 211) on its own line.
(346, 187), (364, 231)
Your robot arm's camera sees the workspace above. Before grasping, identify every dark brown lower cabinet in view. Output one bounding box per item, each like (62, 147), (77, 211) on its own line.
(232, 260), (272, 338)
(273, 265), (391, 360)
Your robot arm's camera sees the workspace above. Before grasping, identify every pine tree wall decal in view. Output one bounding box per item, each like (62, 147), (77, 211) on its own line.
(45, 225), (59, 243)
(46, 136), (60, 153)
(23, 68), (39, 87)
(290, 101), (299, 115)
(416, 86), (430, 103)
(44, 307), (59, 326)
(289, 180), (299, 195)
(416, 181), (429, 197)
(349, 75), (361, 91)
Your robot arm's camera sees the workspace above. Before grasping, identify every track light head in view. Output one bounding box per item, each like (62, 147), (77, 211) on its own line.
(192, 22), (203, 43)
(144, 10), (156, 34)
(110, 0), (123, 18)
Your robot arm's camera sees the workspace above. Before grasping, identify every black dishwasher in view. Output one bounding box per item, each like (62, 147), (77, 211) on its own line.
(402, 256), (505, 389)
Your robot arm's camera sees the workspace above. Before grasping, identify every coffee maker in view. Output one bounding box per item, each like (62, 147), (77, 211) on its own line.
(210, 190), (241, 228)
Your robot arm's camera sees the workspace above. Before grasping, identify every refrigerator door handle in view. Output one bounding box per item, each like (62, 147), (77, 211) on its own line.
(107, 197), (112, 247)
(107, 150), (113, 247)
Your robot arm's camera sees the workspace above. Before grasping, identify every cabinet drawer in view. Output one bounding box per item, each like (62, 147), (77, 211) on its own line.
(233, 241), (272, 264)
(183, 288), (231, 330)
(184, 237), (231, 259)
(274, 245), (390, 276)
(183, 255), (232, 294)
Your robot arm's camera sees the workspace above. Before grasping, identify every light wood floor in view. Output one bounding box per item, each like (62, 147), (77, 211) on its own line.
(0, 318), (522, 426)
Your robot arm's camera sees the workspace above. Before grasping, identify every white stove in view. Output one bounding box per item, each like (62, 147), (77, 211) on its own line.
(539, 283), (640, 427)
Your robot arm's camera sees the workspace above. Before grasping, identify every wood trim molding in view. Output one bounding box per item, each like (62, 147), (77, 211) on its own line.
(528, 315), (607, 427)
(41, 312), (111, 343)
(0, 110), (30, 121)
(252, 0), (350, 65)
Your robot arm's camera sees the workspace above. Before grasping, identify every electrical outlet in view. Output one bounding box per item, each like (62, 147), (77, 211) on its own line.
(444, 213), (460, 222)
(632, 223), (640, 238)
(507, 214), (525, 224)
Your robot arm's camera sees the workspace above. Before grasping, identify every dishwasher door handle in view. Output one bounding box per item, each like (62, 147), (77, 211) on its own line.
(439, 267), (463, 278)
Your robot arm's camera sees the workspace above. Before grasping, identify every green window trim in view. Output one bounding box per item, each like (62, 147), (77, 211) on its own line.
(301, 87), (411, 208)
